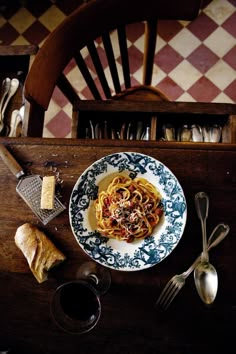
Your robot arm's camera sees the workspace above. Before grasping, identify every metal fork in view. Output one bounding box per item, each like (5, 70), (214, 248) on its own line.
(155, 223), (230, 311)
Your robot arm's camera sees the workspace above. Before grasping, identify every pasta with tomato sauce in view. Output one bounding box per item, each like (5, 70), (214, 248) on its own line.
(94, 175), (163, 243)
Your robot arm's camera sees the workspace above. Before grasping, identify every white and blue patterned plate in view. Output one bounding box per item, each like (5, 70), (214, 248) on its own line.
(69, 152), (187, 271)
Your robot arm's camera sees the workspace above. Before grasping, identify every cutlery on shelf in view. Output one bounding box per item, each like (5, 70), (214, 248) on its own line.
(210, 124), (222, 143)
(136, 121), (143, 140)
(89, 120), (95, 139)
(126, 122), (131, 140)
(85, 127), (90, 139)
(202, 125), (211, 142)
(141, 126), (150, 140)
(103, 120), (108, 139)
(111, 128), (117, 139)
(0, 78), (11, 133)
(191, 124), (203, 142)
(163, 124), (175, 141)
(128, 123), (135, 140)
(8, 109), (23, 137)
(120, 122), (126, 140)
(94, 122), (100, 139)
(155, 223), (230, 311)
(178, 125), (191, 142)
(0, 78), (11, 114)
(0, 78), (19, 124)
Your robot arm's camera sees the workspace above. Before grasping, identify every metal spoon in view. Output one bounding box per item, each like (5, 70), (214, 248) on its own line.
(194, 191), (218, 304)
(141, 126), (150, 140)
(89, 119), (95, 139)
(0, 78), (11, 114)
(210, 124), (222, 143)
(0, 78), (11, 132)
(8, 109), (22, 137)
(1, 78), (19, 124)
(155, 222), (230, 311)
(191, 124), (203, 142)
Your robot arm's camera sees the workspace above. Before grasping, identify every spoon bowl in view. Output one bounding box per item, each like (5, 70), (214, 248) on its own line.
(194, 261), (218, 304)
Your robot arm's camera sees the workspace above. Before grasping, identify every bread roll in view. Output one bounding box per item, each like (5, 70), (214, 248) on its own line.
(15, 223), (66, 283)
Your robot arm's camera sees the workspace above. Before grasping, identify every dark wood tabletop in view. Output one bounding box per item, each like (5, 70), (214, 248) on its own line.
(0, 137), (235, 354)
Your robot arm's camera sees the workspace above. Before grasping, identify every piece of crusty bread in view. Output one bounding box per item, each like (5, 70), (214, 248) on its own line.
(15, 223), (66, 283)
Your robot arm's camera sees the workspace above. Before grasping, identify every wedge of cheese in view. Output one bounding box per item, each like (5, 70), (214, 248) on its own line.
(41, 175), (55, 209)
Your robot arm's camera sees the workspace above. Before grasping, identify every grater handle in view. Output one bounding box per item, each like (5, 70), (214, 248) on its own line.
(0, 144), (24, 179)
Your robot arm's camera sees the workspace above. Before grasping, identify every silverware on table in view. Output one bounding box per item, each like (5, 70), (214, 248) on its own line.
(194, 192), (218, 305)
(155, 222), (230, 311)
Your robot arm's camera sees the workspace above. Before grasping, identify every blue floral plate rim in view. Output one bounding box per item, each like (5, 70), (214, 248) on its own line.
(69, 152), (187, 271)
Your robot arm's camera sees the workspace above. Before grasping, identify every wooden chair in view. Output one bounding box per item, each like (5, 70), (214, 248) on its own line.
(23, 0), (202, 137)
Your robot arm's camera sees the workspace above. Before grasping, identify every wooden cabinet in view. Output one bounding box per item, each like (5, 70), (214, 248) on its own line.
(73, 100), (236, 144)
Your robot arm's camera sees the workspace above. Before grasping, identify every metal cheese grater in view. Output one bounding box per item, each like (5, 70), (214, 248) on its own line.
(0, 144), (66, 225)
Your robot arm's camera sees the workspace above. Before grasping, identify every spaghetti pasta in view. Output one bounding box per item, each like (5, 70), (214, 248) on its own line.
(94, 175), (163, 243)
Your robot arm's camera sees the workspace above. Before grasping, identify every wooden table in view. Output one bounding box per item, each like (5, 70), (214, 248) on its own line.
(0, 137), (235, 354)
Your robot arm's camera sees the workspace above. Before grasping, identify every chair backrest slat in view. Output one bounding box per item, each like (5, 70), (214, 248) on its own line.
(143, 19), (158, 85)
(102, 32), (121, 94)
(117, 26), (131, 89)
(87, 42), (112, 99)
(57, 73), (80, 103)
(74, 50), (102, 99)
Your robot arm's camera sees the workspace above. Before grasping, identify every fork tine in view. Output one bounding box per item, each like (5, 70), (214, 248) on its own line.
(161, 284), (181, 311)
(155, 278), (175, 307)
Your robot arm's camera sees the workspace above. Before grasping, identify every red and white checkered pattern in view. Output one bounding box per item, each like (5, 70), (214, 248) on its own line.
(1, 0), (235, 137)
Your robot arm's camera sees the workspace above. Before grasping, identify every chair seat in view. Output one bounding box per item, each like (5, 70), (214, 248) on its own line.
(113, 85), (170, 101)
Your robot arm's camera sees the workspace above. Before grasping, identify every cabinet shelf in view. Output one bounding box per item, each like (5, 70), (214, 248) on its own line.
(73, 100), (236, 144)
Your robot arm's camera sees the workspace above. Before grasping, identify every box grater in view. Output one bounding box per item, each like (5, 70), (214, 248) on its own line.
(0, 144), (66, 225)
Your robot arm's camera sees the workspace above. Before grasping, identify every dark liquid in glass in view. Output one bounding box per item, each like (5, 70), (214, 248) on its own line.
(60, 282), (99, 321)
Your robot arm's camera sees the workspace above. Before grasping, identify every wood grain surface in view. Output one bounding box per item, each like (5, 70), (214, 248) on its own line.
(0, 137), (235, 354)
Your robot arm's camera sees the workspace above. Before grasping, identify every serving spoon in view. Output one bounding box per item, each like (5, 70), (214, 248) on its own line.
(194, 191), (218, 304)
